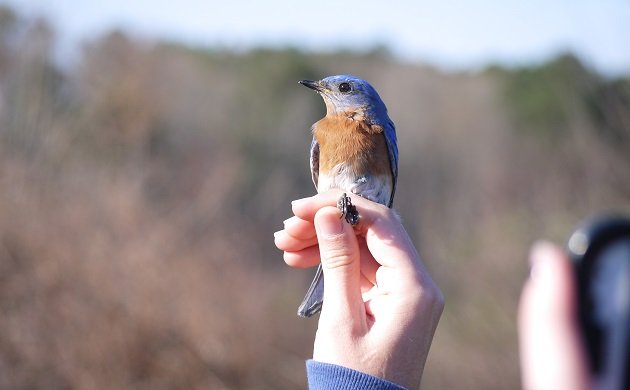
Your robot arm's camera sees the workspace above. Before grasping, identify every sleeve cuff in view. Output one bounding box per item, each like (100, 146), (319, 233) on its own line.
(306, 359), (408, 390)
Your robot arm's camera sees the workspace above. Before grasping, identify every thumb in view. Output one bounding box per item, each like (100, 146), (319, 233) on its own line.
(518, 241), (590, 390)
(314, 206), (364, 326)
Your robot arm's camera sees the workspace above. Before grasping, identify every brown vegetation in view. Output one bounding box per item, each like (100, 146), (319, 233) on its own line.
(0, 6), (628, 389)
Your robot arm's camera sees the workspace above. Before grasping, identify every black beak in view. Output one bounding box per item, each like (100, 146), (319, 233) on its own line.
(298, 79), (321, 91)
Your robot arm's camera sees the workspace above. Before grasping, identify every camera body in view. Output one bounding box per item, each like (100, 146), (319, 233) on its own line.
(567, 215), (630, 390)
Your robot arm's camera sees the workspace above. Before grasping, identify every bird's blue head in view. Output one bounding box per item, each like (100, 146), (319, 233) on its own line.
(299, 75), (389, 125)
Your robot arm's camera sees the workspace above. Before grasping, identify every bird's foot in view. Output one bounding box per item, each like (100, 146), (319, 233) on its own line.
(337, 193), (359, 226)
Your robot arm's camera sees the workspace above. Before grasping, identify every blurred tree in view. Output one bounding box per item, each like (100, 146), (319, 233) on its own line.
(0, 15), (62, 160)
(503, 53), (596, 139)
(0, 5), (17, 76)
(586, 77), (630, 150)
(76, 30), (163, 162)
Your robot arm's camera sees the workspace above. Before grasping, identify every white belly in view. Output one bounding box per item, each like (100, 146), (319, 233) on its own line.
(317, 163), (392, 206)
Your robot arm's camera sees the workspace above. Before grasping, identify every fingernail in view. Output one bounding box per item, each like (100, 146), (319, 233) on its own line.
(317, 213), (344, 236)
(529, 240), (556, 281)
(273, 230), (282, 238)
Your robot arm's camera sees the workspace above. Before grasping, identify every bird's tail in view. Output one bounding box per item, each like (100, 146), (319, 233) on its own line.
(297, 265), (324, 317)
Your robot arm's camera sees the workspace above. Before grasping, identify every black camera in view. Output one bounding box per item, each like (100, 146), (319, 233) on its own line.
(567, 215), (630, 390)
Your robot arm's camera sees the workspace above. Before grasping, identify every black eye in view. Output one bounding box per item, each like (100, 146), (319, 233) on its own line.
(338, 82), (351, 93)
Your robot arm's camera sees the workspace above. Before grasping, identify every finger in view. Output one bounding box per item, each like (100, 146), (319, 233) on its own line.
(291, 190), (389, 225)
(359, 273), (375, 294)
(291, 192), (340, 221)
(358, 236), (379, 285)
(274, 229), (318, 252)
(360, 207), (443, 329)
(363, 213), (420, 272)
(283, 216), (316, 240)
(518, 241), (590, 390)
(360, 213), (430, 309)
(314, 206), (366, 330)
(282, 226), (378, 274)
(283, 245), (321, 268)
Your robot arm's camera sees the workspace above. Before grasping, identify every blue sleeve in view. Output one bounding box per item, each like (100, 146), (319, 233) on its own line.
(306, 360), (408, 390)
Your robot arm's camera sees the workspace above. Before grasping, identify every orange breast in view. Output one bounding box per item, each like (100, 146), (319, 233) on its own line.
(313, 114), (390, 177)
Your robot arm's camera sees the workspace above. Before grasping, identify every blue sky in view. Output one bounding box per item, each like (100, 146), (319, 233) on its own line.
(5, 0), (630, 75)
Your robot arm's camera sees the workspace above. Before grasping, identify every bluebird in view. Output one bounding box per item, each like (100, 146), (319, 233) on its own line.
(297, 75), (399, 317)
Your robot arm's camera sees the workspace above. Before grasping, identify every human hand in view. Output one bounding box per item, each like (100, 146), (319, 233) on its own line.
(518, 241), (591, 390)
(274, 191), (444, 389)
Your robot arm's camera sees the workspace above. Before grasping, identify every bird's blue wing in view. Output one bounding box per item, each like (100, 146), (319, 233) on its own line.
(297, 264), (324, 317)
(384, 119), (398, 207)
(310, 137), (319, 189)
